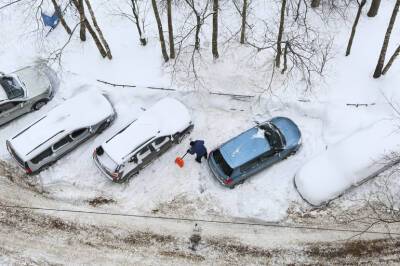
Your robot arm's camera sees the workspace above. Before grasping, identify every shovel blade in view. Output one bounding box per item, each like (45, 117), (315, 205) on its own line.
(175, 157), (185, 168)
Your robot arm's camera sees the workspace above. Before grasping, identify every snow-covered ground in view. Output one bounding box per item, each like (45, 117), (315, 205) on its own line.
(1, 0), (400, 223)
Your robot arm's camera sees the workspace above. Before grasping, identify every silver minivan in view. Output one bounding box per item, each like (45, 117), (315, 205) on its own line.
(0, 66), (54, 126)
(93, 98), (193, 183)
(7, 91), (116, 174)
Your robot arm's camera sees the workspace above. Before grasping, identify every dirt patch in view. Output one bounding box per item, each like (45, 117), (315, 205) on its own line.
(49, 217), (78, 231)
(206, 237), (273, 258)
(159, 250), (205, 262)
(87, 196), (115, 207)
(123, 231), (177, 247)
(306, 238), (400, 259)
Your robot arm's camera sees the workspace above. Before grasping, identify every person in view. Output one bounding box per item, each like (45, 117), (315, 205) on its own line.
(187, 140), (208, 163)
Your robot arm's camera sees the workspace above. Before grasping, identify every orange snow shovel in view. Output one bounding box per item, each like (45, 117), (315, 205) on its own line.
(175, 152), (188, 168)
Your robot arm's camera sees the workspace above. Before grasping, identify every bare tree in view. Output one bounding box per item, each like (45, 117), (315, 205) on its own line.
(311, 0), (320, 8)
(151, 0), (169, 62)
(167, 0), (175, 58)
(240, 0), (248, 44)
(77, 0), (86, 41)
(211, 0), (219, 59)
(129, 0), (147, 46)
(276, 0), (287, 67)
(345, 0), (367, 56)
(382, 44), (400, 75)
(72, 0), (108, 58)
(373, 0), (400, 78)
(84, 0), (112, 59)
(367, 0), (381, 17)
(51, 0), (72, 35)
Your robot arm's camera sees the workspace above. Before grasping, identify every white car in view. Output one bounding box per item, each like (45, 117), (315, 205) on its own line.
(294, 119), (400, 206)
(7, 91), (116, 174)
(93, 97), (193, 183)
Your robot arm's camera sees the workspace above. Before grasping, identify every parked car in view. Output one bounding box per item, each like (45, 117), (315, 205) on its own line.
(208, 117), (301, 188)
(294, 119), (400, 207)
(93, 97), (193, 183)
(6, 91), (116, 174)
(0, 66), (54, 126)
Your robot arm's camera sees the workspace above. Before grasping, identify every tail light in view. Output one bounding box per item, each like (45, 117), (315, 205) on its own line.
(112, 172), (120, 181)
(25, 163), (32, 174)
(223, 177), (233, 185)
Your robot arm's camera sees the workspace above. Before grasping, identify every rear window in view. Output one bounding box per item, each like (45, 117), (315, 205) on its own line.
(31, 148), (53, 164)
(213, 149), (233, 176)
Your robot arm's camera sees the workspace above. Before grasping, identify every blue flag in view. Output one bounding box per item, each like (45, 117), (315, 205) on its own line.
(41, 12), (59, 28)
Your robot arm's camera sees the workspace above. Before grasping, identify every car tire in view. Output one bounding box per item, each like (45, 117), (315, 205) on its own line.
(32, 100), (48, 111)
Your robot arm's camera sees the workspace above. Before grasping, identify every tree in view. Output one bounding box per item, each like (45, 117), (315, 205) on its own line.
(276, 0), (287, 67)
(346, 0), (367, 56)
(50, 0), (72, 35)
(167, 0), (175, 59)
(373, 0), (400, 78)
(151, 0), (169, 62)
(240, 0), (248, 44)
(211, 0), (219, 59)
(311, 0), (320, 8)
(130, 0), (147, 46)
(367, 0), (381, 17)
(184, 0), (210, 51)
(77, 0), (86, 41)
(382, 44), (400, 75)
(84, 0), (112, 59)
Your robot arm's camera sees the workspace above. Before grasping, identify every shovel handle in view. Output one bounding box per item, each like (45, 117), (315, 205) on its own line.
(181, 151), (189, 159)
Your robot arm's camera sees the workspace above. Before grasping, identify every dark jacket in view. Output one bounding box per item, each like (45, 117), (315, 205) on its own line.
(188, 140), (207, 157)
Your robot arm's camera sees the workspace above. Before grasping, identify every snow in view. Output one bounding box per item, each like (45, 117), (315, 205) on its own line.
(8, 90), (114, 161)
(102, 97), (191, 164)
(1, 0), (400, 224)
(295, 119), (400, 206)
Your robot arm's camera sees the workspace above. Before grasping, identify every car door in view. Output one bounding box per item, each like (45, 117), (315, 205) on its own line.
(152, 136), (172, 156)
(52, 134), (74, 159)
(70, 128), (90, 146)
(0, 101), (26, 125)
(239, 157), (261, 180)
(136, 143), (156, 170)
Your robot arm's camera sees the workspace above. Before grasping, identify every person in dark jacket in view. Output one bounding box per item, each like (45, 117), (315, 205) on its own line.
(188, 140), (208, 163)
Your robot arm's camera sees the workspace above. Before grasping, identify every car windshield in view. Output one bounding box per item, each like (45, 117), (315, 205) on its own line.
(0, 76), (24, 99)
(260, 122), (284, 150)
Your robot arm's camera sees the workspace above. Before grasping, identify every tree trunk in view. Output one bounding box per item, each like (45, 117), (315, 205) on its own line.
(194, 13), (201, 50)
(373, 0), (400, 78)
(51, 0), (72, 35)
(367, 0), (381, 17)
(276, 0), (287, 68)
(240, 0), (247, 44)
(382, 45), (400, 75)
(212, 0), (219, 59)
(151, 0), (169, 62)
(345, 0), (366, 56)
(72, 0), (107, 58)
(167, 0), (175, 59)
(311, 0), (320, 8)
(84, 0), (112, 59)
(77, 0), (86, 41)
(130, 0), (146, 46)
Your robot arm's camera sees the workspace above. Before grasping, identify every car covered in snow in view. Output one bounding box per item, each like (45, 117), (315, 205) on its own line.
(208, 117), (302, 188)
(294, 119), (400, 207)
(93, 97), (193, 183)
(6, 91), (116, 174)
(0, 66), (54, 126)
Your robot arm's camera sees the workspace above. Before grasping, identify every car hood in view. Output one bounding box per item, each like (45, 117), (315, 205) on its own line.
(270, 117), (301, 148)
(14, 67), (51, 97)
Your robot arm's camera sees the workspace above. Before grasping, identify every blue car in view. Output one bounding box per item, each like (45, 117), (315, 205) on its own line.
(208, 117), (302, 188)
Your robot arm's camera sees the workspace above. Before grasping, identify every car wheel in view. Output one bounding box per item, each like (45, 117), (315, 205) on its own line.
(32, 100), (48, 111)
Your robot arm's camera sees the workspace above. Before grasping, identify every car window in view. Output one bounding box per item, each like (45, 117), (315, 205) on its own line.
(53, 135), (73, 150)
(154, 136), (170, 148)
(71, 128), (87, 139)
(0, 102), (18, 113)
(139, 146), (149, 155)
(240, 158), (259, 172)
(31, 148), (53, 164)
(0, 77), (24, 99)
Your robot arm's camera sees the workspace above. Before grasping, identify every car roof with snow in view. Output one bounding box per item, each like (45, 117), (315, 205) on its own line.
(9, 91), (114, 161)
(220, 127), (271, 168)
(294, 119), (400, 206)
(102, 97), (191, 164)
